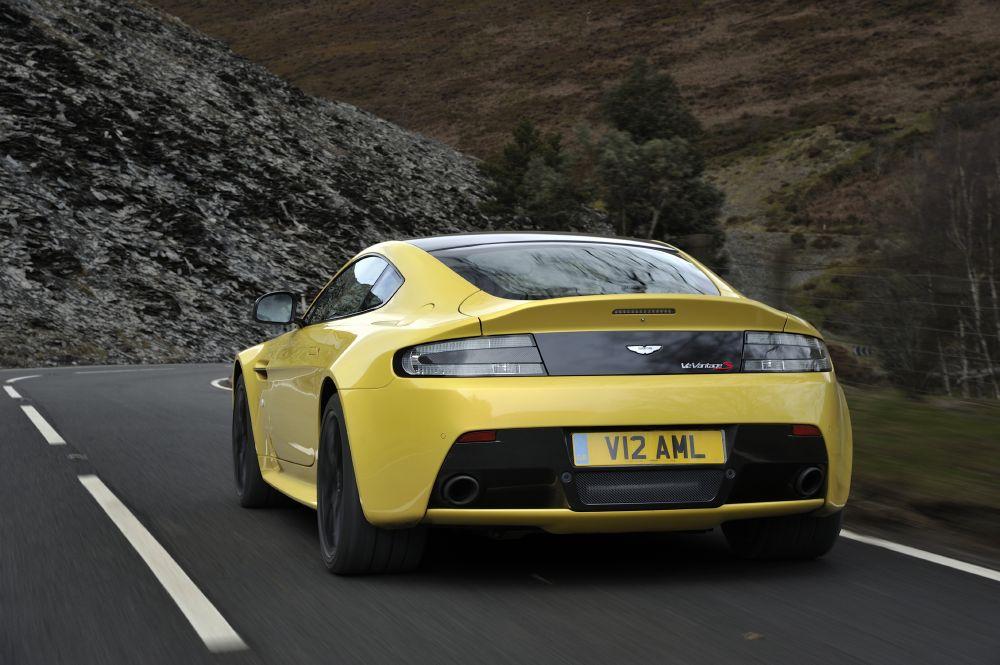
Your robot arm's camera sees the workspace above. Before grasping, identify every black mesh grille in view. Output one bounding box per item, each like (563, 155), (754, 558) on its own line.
(575, 469), (724, 506)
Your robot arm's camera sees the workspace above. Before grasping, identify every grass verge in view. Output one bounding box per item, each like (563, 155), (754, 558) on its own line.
(844, 386), (1000, 566)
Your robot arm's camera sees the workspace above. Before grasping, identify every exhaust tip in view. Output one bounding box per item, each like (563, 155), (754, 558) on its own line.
(794, 466), (824, 498)
(441, 475), (480, 506)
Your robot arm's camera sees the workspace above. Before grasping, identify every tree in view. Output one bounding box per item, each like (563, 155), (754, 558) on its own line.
(520, 155), (587, 229)
(593, 61), (726, 267)
(595, 130), (722, 241)
(856, 116), (1000, 399)
(480, 60), (727, 270)
(600, 59), (701, 144)
(479, 120), (586, 229)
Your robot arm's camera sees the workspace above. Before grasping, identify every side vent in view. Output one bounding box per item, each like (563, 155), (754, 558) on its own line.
(612, 308), (676, 315)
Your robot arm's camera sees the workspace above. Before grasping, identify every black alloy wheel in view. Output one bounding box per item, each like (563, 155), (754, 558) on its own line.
(317, 394), (426, 574)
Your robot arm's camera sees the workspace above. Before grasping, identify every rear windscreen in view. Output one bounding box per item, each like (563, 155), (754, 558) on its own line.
(432, 241), (719, 300)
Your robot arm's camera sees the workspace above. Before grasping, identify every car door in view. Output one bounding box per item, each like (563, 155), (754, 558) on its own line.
(264, 255), (397, 466)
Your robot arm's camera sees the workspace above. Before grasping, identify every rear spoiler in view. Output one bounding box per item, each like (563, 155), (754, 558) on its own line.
(459, 292), (790, 335)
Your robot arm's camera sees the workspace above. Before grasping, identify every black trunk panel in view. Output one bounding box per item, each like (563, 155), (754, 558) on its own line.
(534, 331), (744, 376)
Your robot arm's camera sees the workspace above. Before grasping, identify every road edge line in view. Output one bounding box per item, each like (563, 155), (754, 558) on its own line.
(5, 374), (40, 384)
(841, 530), (1000, 583)
(77, 475), (248, 653)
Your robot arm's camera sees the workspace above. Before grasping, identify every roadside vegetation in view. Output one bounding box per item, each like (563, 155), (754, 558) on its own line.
(847, 386), (1000, 559)
(480, 60), (728, 272)
(793, 108), (1000, 400)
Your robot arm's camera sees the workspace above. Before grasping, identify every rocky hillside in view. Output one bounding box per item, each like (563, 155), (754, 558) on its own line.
(0, 0), (494, 367)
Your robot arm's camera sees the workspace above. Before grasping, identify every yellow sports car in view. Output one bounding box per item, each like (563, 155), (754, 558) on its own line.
(233, 233), (851, 574)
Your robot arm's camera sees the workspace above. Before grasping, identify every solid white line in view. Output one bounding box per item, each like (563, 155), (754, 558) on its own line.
(210, 377), (232, 392)
(74, 367), (176, 375)
(842, 530), (1000, 583)
(20, 406), (65, 445)
(4, 386), (22, 399)
(77, 475), (248, 652)
(5, 374), (40, 383)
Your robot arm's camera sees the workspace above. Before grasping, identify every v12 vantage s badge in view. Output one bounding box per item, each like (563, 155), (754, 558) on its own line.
(234, 232), (848, 575)
(681, 360), (735, 371)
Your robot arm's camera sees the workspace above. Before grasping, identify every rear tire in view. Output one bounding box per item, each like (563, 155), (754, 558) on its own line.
(317, 395), (426, 575)
(232, 374), (276, 508)
(722, 510), (842, 560)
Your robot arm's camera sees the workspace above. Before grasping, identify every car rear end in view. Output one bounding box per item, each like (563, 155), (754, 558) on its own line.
(342, 236), (851, 551)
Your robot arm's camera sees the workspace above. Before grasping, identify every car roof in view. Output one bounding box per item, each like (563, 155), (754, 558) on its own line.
(404, 232), (678, 253)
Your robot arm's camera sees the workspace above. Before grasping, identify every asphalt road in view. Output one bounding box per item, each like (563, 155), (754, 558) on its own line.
(1, 363), (998, 665)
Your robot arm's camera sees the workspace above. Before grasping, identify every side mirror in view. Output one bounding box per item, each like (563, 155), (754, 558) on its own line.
(253, 291), (297, 325)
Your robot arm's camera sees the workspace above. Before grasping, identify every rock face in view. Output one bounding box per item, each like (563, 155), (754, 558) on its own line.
(0, 0), (495, 367)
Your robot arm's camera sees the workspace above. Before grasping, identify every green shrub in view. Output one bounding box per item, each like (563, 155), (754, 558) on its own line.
(480, 60), (728, 269)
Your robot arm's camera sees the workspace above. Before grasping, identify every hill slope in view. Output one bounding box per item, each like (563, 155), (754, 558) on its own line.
(0, 0), (493, 367)
(150, 0), (1000, 157)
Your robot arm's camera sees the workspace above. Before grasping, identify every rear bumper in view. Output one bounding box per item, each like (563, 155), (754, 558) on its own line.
(425, 500), (825, 534)
(339, 372), (852, 529)
(428, 424), (829, 511)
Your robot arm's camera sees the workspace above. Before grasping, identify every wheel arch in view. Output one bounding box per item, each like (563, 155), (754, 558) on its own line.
(233, 347), (268, 457)
(232, 359), (244, 394)
(317, 375), (340, 466)
(317, 375), (385, 524)
(319, 376), (338, 424)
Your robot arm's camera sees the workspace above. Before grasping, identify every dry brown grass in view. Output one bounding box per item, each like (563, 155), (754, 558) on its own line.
(148, 0), (1000, 158)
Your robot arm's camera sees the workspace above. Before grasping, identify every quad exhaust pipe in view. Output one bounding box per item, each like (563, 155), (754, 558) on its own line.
(441, 475), (480, 506)
(794, 466), (824, 498)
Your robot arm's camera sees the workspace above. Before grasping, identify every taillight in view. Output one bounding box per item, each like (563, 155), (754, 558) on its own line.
(399, 334), (546, 377)
(742, 332), (832, 373)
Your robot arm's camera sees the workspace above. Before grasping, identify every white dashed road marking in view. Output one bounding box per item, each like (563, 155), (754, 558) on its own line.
(842, 530), (1000, 583)
(78, 475), (248, 653)
(4, 385), (22, 399)
(210, 377), (232, 391)
(20, 405), (66, 445)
